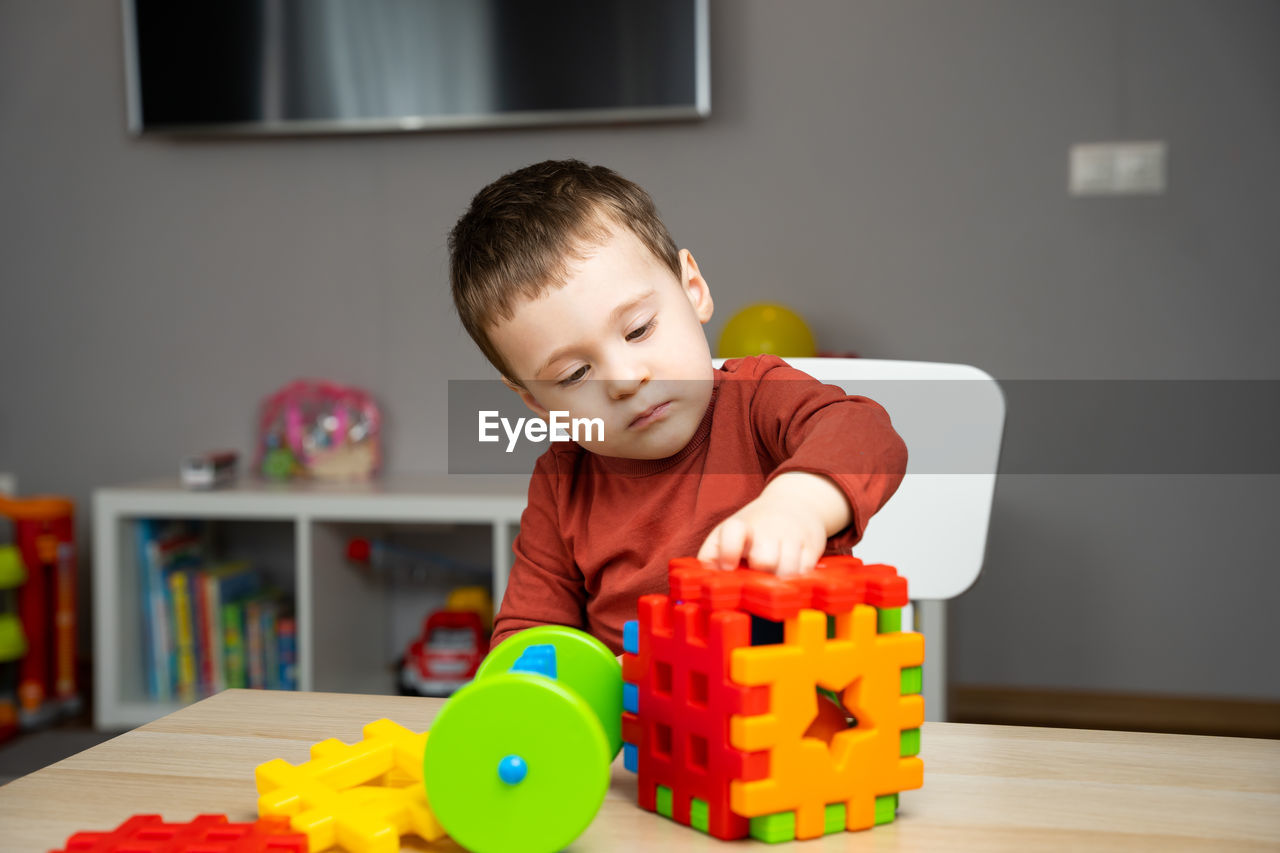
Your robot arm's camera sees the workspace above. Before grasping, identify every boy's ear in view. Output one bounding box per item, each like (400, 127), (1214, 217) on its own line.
(502, 375), (551, 419)
(679, 249), (714, 324)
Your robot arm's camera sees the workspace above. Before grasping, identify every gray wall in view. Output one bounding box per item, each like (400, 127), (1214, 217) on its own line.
(2, 1), (1277, 700)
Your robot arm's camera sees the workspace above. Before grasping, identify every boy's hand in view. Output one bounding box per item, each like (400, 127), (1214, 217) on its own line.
(697, 472), (853, 577)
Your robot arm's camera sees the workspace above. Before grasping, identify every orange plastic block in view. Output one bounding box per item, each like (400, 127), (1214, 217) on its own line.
(729, 604), (924, 838)
(255, 718), (445, 853)
(55, 815), (306, 852)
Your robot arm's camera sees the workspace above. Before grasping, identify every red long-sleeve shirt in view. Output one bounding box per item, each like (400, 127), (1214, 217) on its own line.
(491, 354), (908, 654)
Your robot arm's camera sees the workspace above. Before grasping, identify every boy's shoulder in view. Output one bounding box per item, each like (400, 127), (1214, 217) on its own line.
(530, 430), (591, 477)
(717, 353), (813, 383)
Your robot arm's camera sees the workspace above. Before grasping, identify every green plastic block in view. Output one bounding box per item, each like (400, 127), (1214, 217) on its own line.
(900, 727), (921, 757)
(824, 803), (846, 834)
(874, 794), (898, 825)
(656, 785), (673, 819)
(690, 798), (709, 833)
(749, 812), (796, 843)
(900, 665), (923, 695)
(877, 607), (901, 634)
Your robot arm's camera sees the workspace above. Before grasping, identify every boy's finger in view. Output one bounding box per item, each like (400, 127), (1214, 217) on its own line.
(748, 534), (781, 574)
(799, 542), (821, 575)
(775, 539), (803, 577)
(696, 527), (720, 563)
(696, 520), (736, 570)
(716, 518), (749, 570)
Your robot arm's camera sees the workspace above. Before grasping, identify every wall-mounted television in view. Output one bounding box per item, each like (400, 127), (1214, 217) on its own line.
(123, 0), (710, 137)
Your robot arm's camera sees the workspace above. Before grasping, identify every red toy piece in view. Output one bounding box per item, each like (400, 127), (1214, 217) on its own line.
(667, 555), (909, 620)
(623, 595), (770, 839)
(54, 815), (306, 853)
(399, 610), (489, 697)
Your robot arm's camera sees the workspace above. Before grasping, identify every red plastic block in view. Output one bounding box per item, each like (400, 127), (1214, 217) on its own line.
(632, 594), (769, 840)
(667, 556), (910, 620)
(621, 650), (645, 684)
(56, 815), (306, 853)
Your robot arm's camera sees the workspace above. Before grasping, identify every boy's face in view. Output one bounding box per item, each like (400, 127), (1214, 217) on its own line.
(487, 224), (716, 460)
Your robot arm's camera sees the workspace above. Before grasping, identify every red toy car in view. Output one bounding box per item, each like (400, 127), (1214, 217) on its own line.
(399, 610), (489, 697)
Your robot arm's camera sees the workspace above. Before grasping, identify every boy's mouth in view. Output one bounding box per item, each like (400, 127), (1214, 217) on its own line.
(629, 401), (672, 429)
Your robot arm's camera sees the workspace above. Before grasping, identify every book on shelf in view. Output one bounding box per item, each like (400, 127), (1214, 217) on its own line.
(167, 568), (199, 702)
(187, 571), (295, 698)
(261, 601), (281, 690)
(195, 561), (258, 694)
(245, 598), (265, 690)
(135, 519), (205, 701)
(243, 597), (284, 690)
(222, 601), (247, 690)
(141, 538), (296, 702)
(277, 616), (297, 691)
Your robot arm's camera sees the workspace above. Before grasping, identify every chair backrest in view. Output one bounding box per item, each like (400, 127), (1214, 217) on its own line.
(717, 357), (1005, 600)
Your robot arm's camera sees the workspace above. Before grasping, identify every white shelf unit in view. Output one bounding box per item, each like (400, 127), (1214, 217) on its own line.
(93, 475), (527, 730)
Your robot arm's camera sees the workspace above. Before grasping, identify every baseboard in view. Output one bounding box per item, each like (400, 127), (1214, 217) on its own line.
(950, 685), (1280, 739)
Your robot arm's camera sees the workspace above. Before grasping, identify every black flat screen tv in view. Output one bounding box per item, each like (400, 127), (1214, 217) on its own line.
(124, 0), (710, 136)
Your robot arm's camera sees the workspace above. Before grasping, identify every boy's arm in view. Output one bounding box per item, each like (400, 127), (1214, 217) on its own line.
(699, 356), (907, 576)
(490, 455), (587, 649)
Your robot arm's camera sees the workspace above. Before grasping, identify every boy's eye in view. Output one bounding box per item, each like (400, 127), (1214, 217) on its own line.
(558, 365), (589, 387)
(626, 320), (655, 342)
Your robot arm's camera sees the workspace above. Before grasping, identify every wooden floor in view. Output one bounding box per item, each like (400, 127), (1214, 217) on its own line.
(952, 685), (1280, 739)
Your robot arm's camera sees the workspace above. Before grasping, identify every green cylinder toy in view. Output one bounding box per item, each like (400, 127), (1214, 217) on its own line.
(422, 626), (623, 853)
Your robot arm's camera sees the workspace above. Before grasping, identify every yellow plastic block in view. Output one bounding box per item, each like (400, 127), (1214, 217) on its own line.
(255, 718), (445, 853)
(728, 606), (924, 838)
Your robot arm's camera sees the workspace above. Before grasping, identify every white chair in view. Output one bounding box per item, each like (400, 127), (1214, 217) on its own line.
(721, 357), (1006, 722)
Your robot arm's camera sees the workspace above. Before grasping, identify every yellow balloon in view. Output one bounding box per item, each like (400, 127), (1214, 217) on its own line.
(717, 303), (817, 358)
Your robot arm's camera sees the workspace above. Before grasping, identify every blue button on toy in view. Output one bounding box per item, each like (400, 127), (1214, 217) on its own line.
(498, 754), (528, 785)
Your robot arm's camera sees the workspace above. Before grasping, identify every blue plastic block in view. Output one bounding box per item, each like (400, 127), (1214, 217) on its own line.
(623, 742), (638, 773)
(509, 643), (557, 679)
(623, 620), (639, 654)
(623, 682), (639, 714)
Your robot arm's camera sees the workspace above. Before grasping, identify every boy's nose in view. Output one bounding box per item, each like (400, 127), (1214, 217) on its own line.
(605, 363), (650, 400)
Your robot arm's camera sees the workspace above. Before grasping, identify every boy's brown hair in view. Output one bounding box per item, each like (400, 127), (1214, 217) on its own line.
(449, 159), (680, 382)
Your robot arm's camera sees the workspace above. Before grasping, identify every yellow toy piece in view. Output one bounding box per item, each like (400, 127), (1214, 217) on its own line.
(255, 718), (445, 853)
(729, 606), (924, 837)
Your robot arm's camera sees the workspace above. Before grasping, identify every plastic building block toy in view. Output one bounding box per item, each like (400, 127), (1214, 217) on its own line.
(622, 555), (924, 842)
(254, 626), (622, 853)
(0, 493), (80, 730)
(422, 626), (623, 853)
(54, 814), (306, 852)
(256, 718), (445, 853)
(0, 543), (27, 742)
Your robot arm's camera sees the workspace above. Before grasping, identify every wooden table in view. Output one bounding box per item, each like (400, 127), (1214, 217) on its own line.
(2, 689), (1277, 851)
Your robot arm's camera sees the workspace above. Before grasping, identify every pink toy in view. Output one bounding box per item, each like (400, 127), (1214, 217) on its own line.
(256, 380), (381, 480)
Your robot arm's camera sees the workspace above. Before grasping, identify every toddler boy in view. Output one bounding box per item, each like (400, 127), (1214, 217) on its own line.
(449, 159), (907, 654)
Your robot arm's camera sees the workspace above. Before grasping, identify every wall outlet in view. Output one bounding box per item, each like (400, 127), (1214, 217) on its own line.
(1070, 141), (1167, 195)
(0, 473), (15, 495)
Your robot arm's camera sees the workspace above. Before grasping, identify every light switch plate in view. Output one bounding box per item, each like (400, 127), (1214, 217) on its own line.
(1070, 141), (1167, 195)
